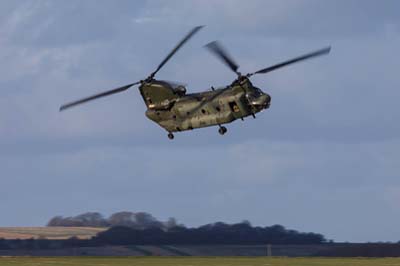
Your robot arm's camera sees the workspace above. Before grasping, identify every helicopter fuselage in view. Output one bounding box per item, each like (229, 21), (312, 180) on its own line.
(141, 78), (271, 133)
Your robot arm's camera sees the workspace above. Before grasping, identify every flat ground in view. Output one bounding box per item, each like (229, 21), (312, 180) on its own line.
(0, 227), (107, 239)
(0, 257), (400, 266)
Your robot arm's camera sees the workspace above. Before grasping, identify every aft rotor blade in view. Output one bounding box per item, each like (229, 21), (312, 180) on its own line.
(59, 82), (140, 111)
(150, 26), (204, 78)
(205, 41), (240, 75)
(248, 46), (331, 76)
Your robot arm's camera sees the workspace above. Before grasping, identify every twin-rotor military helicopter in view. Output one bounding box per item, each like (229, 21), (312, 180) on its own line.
(60, 26), (331, 139)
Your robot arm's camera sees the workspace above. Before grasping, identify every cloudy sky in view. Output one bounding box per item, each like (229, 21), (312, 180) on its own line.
(0, 0), (399, 242)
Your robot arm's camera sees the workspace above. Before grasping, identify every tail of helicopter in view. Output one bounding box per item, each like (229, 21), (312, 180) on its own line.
(59, 26), (202, 112)
(139, 80), (186, 110)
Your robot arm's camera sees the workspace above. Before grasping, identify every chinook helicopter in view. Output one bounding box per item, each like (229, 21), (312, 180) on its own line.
(60, 26), (330, 139)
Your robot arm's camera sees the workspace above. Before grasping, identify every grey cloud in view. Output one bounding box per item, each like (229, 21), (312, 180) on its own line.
(134, 0), (400, 38)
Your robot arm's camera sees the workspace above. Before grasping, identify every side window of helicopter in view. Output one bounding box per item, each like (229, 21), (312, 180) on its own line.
(229, 101), (240, 113)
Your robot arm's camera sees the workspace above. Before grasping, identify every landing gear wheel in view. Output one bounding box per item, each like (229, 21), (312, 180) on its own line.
(168, 132), (174, 140)
(218, 126), (227, 135)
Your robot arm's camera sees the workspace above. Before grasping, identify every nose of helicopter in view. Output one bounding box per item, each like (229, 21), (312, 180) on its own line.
(250, 93), (271, 109)
(263, 93), (271, 109)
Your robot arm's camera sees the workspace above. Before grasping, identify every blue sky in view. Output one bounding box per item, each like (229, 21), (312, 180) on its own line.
(0, 0), (399, 242)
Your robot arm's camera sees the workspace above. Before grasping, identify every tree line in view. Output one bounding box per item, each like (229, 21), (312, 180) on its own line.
(47, 211), (180, 230)
(0, 211), (330, 250)
(94, 222), (326, 245)
(46, 211), (326, 244)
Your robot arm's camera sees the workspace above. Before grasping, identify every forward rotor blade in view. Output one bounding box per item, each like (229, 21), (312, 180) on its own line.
(205, 41), (240, 75)
(59, 81), (140, 111)
(150, 26), (204, 78)
(249, 46), (331, 76)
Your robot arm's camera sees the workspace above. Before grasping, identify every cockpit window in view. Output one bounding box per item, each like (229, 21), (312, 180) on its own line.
(253, 87), (262, 96)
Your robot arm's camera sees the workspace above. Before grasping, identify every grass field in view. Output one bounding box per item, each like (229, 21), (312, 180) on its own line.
(0, 257), (399, 266)
(0, 227), (107, 239)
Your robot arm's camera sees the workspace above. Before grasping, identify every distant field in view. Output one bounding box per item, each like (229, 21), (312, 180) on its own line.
(0, 257), (399, 266)
(0, 227), (107, 239)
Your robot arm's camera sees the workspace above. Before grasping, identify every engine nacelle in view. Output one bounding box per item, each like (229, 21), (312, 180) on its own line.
(173, 86), (187, 96)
